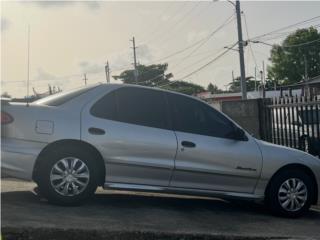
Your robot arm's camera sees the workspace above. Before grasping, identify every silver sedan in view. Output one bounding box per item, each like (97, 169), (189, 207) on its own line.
(1, 83), (320, 217)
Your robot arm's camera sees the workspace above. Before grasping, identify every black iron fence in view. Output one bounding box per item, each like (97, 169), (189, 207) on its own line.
(260, 96), (320, 156)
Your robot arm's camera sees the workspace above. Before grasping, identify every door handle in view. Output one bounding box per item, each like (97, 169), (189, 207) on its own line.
(181, 141), (196, 148)
(88, 127), (105, 135)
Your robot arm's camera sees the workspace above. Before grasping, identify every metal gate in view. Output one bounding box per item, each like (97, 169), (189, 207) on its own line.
(260, 96), (320, 156)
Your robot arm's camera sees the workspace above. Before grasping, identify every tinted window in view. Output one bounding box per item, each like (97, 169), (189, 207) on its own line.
(168, 93), (235, 138)
(90, 91), (117, 120)
(91, 87), (170, 130)
(116, 87), (170, 129)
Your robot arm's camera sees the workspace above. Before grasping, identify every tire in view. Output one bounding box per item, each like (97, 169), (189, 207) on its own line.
(266, 169), (314, 218)
(36, 146), (99, 206)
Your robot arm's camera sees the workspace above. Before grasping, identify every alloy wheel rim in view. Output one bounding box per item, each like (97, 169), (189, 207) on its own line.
(278, 178), (308, 212)
(50, 157), (90, 196)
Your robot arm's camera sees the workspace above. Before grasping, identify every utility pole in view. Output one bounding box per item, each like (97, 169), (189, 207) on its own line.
(262, 60), (265, 84)
(254, 66), (257, 91)
(105, 61), (110, 83)
(235, 0), (247, 99)
(26, 25), (30, 106)
(130, 36), (138, 84)
(83, 73), (87, 86)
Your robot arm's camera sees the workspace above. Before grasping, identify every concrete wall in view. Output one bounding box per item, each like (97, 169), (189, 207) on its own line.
(219, 99), (262, 139)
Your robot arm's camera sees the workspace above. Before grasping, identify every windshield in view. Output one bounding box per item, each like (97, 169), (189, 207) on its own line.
(34, 85), (98, 106)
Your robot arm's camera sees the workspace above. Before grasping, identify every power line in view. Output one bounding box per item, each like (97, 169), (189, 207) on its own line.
(178, 42), (237, 80)
(254, 23), (320, 42)
(242, 12), (258, 68)
(138, 2), (176, 41)
(140, 1), (192, 46)
(169, 13), (236, 70)
(173, 48), (228, 76)
(250, 15), (320, 41)
(145, 13), (235, 66)
(251, 38), (320, 48)
(154, 1), (206, 46)
(156, 42), (237, 88)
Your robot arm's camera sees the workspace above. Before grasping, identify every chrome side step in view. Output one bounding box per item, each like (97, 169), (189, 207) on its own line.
(104, 182), (164, 191)
(103, 182), (264, 200)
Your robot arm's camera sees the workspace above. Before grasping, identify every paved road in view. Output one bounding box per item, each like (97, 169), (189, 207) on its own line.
(1, 178), (320, 239)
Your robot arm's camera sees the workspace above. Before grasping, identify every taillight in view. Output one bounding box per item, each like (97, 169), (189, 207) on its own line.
(1, 111), (14, 125)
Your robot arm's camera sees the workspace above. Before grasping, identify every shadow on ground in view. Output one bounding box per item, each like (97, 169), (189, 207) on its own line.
(1, 190), (320, 240)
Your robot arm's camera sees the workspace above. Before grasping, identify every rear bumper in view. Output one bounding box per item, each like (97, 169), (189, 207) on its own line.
(1, 138), (46, 180)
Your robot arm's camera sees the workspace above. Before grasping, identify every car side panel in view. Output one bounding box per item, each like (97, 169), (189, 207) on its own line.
(170, 133), (263, 193)
(80, 86), (178, 187)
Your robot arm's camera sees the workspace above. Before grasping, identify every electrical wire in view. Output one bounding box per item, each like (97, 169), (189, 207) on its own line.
(250, 15), (320, 41)
(169, 13), (236, 70)
(156, 42), (237, 88)
(251, 38), (320, 48)
(242, 12), (258, 68)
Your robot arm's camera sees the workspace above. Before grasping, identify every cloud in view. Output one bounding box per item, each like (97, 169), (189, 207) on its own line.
(78, 61), (104, 74)
(25, 1), (100, 10)
(186, 30), (209, 44)
(136, 44), (154, 63)
(76, 45), (156, 79)
(1, 18), (10, 32)
(34, 68), (58, 81)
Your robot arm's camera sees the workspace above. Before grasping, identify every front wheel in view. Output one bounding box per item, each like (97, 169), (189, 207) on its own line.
(266, 169), (314, 218)
(36, 147), (99, 205)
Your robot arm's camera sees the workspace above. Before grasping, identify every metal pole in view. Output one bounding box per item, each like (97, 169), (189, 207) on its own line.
(26, 25), (30, 106)
(131, 37), (138, 84)
(105, 61), (110, 83)
(83, 73), (87, 86)
(235, 0), (247, 99)
(254, 66), (257, 91)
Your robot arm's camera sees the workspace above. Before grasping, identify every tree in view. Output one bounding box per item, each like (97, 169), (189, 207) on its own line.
(161, 81), (205, 95)
(207, 83), (223, 94)
(228, 76), (258, 92)
(113, 63), (173, 87)
(114, 63), (205, 95)
(268, 27), (320, 85)
(1, 92), (11, 98)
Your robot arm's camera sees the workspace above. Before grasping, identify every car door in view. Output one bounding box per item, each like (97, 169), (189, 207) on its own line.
(167, 93), (262, 193)
(81, 86), (177, 187)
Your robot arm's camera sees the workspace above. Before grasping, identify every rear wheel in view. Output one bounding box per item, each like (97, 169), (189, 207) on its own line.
(266, 169), (314, 218)
(36, 146), (99, 205)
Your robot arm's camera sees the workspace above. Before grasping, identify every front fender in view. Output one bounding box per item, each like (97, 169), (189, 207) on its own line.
(253, 140), (320, 204)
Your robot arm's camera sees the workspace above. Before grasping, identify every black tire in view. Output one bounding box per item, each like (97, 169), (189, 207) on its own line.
(36, 145), (99, 206)
(266, 169), (314, 218)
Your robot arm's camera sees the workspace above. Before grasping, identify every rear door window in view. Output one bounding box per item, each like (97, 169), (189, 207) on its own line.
(90, 87), (171, 130)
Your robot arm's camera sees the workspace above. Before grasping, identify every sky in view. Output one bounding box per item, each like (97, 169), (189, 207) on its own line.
(1, 0), (320, 97)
